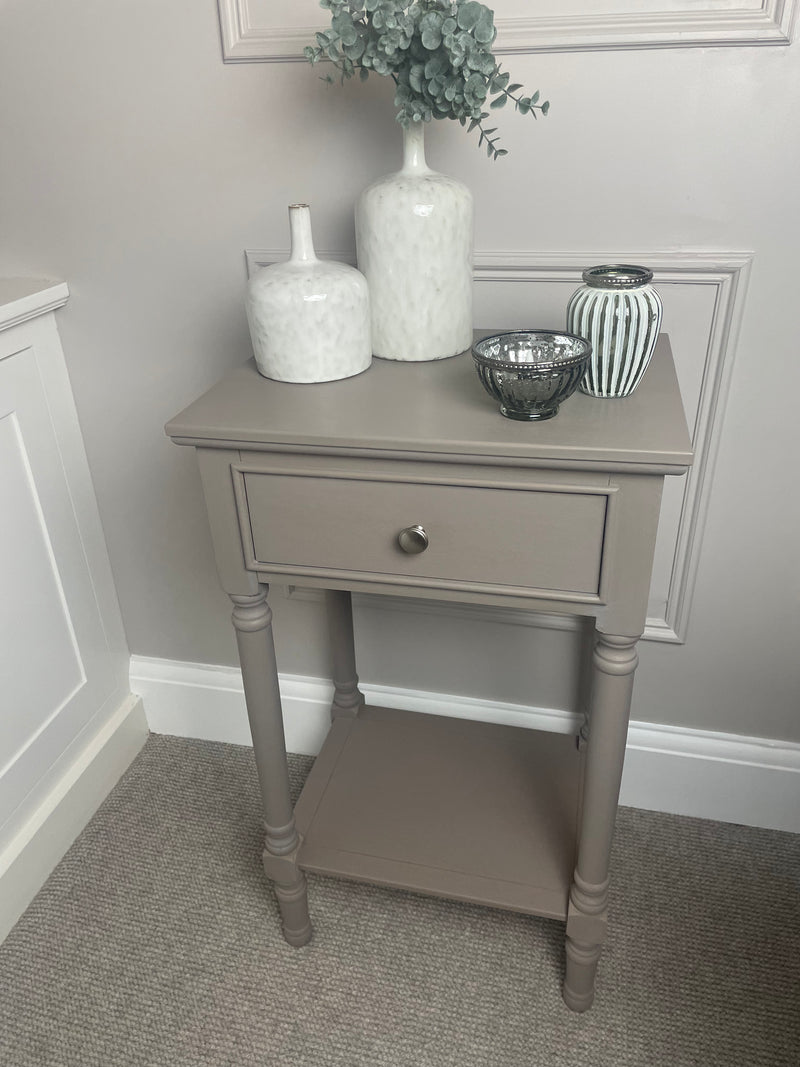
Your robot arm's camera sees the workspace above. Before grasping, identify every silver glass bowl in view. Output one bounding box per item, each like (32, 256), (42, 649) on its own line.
(472, 331), (592, 421)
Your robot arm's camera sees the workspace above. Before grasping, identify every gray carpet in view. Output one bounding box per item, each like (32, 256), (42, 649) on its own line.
(1, 735), (798, 1067)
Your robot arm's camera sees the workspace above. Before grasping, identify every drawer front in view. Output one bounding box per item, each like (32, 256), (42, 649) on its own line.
(240, 470), (610, 599)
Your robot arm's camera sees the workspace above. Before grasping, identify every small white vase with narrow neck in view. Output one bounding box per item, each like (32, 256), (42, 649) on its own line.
(246, 204), (372, 383)
(355, 120), (473, 361)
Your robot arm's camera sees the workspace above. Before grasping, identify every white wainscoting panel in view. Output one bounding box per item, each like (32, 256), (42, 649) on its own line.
(0, 694), (147, 944)
(132, 655), (800, 833)
(245, 247), (752, 644)
(218, 0), (796, 61)
(0, 279), (145, 943)
(0, 378), (86, 775)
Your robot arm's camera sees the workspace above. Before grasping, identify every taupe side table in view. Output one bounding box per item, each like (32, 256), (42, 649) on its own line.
(166, 332), (692, 1011)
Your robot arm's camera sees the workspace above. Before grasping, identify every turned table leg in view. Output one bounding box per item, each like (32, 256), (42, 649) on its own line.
(231, 586), (312, 947)
(563, 630), (639, 1012)
(324, 589), (365, 720)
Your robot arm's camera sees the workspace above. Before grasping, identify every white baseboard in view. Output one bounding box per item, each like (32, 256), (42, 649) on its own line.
(132, 656), (800, 835)
(0, 693), (149, 945)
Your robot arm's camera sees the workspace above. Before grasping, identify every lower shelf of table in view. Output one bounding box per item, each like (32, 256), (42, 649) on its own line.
(293, 704), (583, 921)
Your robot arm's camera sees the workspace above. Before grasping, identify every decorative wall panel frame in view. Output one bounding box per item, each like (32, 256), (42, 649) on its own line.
(218, 0), (796, 62)
(245, 247), (752, 642)
(472, 250), (752, 643)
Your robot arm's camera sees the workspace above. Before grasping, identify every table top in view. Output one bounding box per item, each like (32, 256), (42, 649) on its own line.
(166, 332), (693, 473)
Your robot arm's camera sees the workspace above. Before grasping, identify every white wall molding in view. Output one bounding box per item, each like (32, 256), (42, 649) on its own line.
(0, 279), (69, 333)
(132, 656), (800, 834)
(246, 247), (752, 645)
(492, 2), (797, 53)
(472, 249), (753, 644)
(0, 694), (148, 945)
(133, 655), (336, 756)
(218, 1), (796, 61)
(0, 279), (142, 945)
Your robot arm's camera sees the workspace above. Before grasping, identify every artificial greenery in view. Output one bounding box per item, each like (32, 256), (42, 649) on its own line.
(304, 0), (549, 159)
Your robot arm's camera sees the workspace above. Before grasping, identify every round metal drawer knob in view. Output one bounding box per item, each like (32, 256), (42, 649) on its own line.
(397, 524), (429, 554)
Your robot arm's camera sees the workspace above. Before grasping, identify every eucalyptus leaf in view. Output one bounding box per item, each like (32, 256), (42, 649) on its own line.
(344, 36), (366, 59)
(332, 11), (358, 44)
(457, 2), (483, 32)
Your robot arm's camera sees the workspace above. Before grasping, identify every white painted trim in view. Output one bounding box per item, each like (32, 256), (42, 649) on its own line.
(246, 247), (751, 645)
(0, 279), (69, 334)
(217, 1), (797, 61)
(622, 720), (800, 830)
(132, 656), (800, 834)
(472, 249), (753, 644)
(493, 2), (797, 53)
(0, 694), (149, 945)
(132, 655), (335, 756)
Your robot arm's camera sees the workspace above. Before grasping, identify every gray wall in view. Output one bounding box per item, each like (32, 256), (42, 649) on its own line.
(2, 0), (798, 742)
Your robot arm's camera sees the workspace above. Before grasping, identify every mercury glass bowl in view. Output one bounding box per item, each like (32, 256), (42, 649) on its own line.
(472, 331), (592, 421)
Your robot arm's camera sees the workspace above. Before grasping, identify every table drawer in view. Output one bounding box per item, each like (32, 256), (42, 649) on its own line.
(239, 469), (610, 599)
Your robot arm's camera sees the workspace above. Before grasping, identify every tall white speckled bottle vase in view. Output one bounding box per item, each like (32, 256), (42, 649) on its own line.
(246, 204), (372, 383)
(355, 120), (473, 361)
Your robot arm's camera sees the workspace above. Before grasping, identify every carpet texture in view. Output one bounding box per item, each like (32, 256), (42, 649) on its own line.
(1, 734), (798, 1067)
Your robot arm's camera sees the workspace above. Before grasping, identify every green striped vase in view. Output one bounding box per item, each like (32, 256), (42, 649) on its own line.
(567, 265), (663, 398)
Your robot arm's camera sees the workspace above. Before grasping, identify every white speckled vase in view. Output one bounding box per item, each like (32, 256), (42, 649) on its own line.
(355, 120), (473, 361)
(567, 264), (663, 398)
(246, 204), (372, 383)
